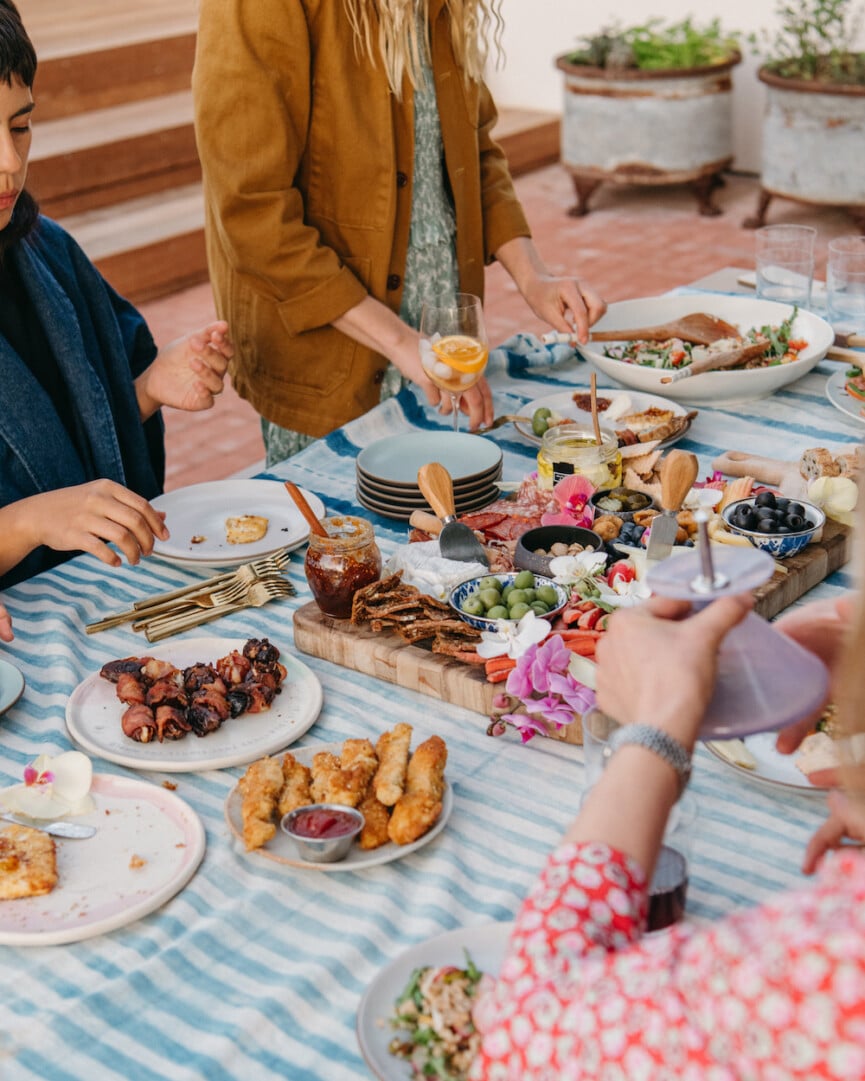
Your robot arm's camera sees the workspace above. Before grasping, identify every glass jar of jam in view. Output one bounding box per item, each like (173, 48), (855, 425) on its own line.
(536, 422), (622, 491)
(304, 516), (382, 619)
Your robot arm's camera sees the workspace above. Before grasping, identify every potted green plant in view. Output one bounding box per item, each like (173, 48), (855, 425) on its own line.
(746, 0), (865, 228)
(555, 18), (742, 216)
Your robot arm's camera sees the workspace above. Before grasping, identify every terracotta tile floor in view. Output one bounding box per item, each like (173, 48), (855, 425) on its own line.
(140, 168), (857, 491)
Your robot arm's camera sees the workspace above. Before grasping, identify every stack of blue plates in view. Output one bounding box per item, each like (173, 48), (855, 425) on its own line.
(356, 432), (503, 521)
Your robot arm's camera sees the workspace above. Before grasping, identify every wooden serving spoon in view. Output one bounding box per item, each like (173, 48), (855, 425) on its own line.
(660, 339), (770, 384)
(589, 312), (740, 346)
(284, 481), (329, 538)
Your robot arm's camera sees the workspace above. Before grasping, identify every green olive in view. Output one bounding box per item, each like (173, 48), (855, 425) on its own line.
(522, 588), (537, 603)
(486, 605), (509, 620)
(500, 584), (515, 604)
(513, 570), (535, 590)
(479, 576), (503, 592)
(506, 588), (528, 608)
(530, 601), (551, 616)
(509, 602), (531, 620)
(536, 584), (559, 606)
(461, 596), (484, 616)
(532, 407), (552, 437)
(478, 588), (502, 611)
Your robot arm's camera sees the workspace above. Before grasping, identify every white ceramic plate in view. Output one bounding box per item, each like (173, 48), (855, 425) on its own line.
(150, 480), (325, 567)
(357, 433), (502, 486)
(224, 741), (453, 872)
(578, 294), (834, 404)
(357, 463), (502, 498)
(65, 638), (323, 772)
(356, 921), (512, 1081)
(514, 388), (693, 447)
(0, 774), (205, 946)
(704, 732), (827, 793)
(825, 368), (865, 426)
(0, 657), (25, 715)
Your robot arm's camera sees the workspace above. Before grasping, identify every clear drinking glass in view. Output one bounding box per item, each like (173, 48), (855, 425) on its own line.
(827, 235), (865, 331)
(755, 224), (816, 307)
(419, 293), (489, 432)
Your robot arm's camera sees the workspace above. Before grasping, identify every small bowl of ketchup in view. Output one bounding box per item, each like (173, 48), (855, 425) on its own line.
(281, 803), (365, 863)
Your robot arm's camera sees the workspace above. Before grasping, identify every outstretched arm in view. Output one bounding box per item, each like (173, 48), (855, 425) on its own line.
(0, 602), (12, 642)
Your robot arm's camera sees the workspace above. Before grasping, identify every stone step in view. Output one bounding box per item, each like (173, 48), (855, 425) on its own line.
(29, 91), (199, 217)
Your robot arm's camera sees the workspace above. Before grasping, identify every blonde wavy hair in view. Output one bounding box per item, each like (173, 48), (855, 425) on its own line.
(342, 0), (504, 96)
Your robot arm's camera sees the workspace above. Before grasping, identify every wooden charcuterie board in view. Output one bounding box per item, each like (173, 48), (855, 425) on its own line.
(293, 520), (850, 731)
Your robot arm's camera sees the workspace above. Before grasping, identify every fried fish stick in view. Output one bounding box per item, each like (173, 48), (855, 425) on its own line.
(373, 722), (412, 806)
(325, 738), (378, 808)
(388, 735), (447, 845)
(357, 789), (391, 850)
(239, 756), (284, 850)
(278, 753), (312, 817)
(310, 751), (342, 804)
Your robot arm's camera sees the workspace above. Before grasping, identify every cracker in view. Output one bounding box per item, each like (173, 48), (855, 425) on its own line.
(225, 515), (269, 544)
(0, 824), (58, 900)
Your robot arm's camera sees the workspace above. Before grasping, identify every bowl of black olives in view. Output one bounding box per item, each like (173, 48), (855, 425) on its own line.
(721, 492), (825, 558)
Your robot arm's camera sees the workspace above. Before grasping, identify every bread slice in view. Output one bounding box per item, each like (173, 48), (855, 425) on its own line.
(225, 515), (269, 545)
(0, 824), (58, 900)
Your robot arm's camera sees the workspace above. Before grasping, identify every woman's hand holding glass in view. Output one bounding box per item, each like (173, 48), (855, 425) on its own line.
(419, 293), (489, 432)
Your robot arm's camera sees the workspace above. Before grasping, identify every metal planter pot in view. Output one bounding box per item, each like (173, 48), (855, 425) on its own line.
(746, 68), (865, 230)
(555, 52), (740, 216)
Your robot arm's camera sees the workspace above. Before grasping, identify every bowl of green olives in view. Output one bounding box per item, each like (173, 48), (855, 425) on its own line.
(449, 570), (569, 631)
(721, 492), (824, 558)
(514, 525), (604, 577)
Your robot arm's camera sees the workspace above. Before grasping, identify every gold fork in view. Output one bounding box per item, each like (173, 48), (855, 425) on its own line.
(476, 413), (533, 434)
(142, 578), (296, 643)
(129, 576), (256, 630)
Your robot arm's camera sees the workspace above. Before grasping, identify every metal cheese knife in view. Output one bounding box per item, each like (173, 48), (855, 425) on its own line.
(645, 450), (699, 561)
(1, 811), (96, 839)
(417, 462), (489, 567)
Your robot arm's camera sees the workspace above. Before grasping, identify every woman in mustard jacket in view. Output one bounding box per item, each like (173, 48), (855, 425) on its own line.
(193, 0), (605, 462)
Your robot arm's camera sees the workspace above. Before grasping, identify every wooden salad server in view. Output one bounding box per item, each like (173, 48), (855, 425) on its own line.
(645, 450), (700, 561)
(660, 339), (770, 384)
(589, 312), (740, 346)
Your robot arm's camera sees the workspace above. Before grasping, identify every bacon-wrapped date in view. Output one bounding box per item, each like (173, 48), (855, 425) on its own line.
(154, 705), (190, 742)
(243, 638), (280, 667)
(141, 658), (179, 683)
(186, 687), (231, 736)
(146, 678), (187, 711)
(183, 663), (226, 696)
(121, 703), (157, 743)
(243, 681), (275, 713)
(116, 672), (147, 706)
(225, 688), (251, 718)
(100, 657), (150, 683)
(215, 650), (251, 686)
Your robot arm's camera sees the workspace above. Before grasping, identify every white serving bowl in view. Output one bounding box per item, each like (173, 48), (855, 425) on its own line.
(578, 294), (834, 405)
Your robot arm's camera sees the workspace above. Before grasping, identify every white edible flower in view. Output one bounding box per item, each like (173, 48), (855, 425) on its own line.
(476, 610), (551, 660)
(549, 550), (607, 586)
(807, 476), (858, 526)
(594, 576), (651, 609)
(0, 751), (95, 820)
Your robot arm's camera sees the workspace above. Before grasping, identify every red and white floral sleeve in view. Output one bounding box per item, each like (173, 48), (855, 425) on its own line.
(470, 844), (865, 1081)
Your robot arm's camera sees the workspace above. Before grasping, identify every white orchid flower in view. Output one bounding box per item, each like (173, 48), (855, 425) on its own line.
(549, 550), (607, 587)
(476, 609), (551, 660)
(594, 576), (652, 609)
(0, 751), (95, 820)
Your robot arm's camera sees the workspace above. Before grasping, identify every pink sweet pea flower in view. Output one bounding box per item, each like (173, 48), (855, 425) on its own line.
(540, 474), (596, 528)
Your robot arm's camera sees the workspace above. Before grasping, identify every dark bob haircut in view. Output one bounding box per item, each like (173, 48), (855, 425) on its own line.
(0, 0), (38, 249)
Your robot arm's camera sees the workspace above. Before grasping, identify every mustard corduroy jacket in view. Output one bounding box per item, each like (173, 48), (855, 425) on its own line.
(192, 0), (530, 437)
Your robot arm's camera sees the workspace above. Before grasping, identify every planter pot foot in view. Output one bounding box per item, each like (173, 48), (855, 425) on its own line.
(743, 188), (773, 230)
(691, 172), (725, 217)
(567, 175), (602, 217)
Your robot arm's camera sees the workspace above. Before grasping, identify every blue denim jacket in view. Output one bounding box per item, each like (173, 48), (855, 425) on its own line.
(0, 216), (164, 587)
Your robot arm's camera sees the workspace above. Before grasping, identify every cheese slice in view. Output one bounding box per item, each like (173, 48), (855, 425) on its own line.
(225, 515), (269, 545)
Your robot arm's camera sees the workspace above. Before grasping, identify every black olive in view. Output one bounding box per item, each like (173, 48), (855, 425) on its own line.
(757, 520), (775, 533)
(756, 507), (777, 520)
(776, 525), (792, 534)
(786, 513), (806, 531)
(754, 491), (777, 508)
(787, 502), (805, 518)
(775, 497), (790, 511)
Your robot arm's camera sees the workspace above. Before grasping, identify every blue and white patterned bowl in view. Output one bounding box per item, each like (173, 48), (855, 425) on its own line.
(721, 497), (825, 558)
(449, 572), (569, 631)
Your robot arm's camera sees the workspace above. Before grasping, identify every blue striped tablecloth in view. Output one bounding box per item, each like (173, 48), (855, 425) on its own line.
(0, 285), (861, 1080)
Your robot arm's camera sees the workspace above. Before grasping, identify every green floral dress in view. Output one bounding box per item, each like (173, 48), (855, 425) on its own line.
(261, 22), (459, 466)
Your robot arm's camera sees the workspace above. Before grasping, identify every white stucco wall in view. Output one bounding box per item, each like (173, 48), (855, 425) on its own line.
(484, 1), (805, 172)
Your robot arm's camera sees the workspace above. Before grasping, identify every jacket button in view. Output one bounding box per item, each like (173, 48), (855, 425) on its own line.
(396, 171), (408, 188)
(373, 369), (386, 384)
(387, 273), (401, 290)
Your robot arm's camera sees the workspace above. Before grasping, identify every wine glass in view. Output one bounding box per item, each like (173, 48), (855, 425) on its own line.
(419, 293), (489, 432)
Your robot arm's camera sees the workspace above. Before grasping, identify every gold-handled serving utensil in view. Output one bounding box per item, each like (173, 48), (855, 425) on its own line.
(476, 413), (533, 434)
